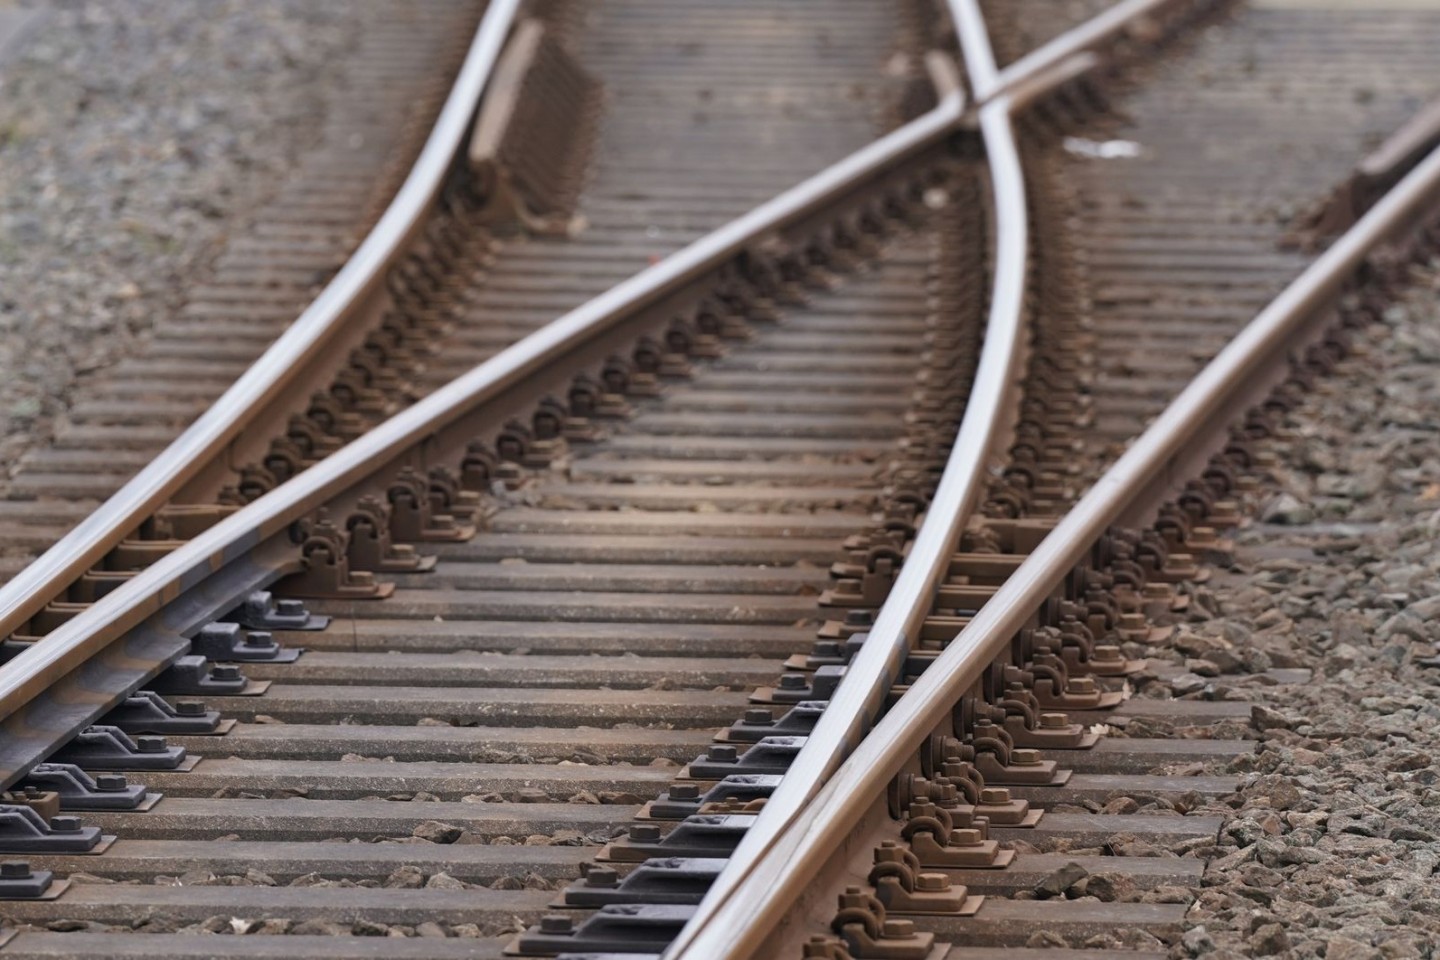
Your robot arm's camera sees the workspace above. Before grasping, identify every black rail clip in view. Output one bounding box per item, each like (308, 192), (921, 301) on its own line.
(0, 805), (104, 853)
(193, 622), (301, 663)
(764, 664), (845, 703)
(648, 773), (781, 820)
(512, 904), (696, 955)
(723, 702), (824, 743)
(52, 725), (188, 771)
(0, 860), (57, 899)
(685, 736), (805, 779)
(149, 655), (249, 697)
(561, 857), (726, 907)
(17, 764), (149, 811)
(600, 814), (755, 862)
(226, 590), (328, 631)
(101, 691), (222, 735)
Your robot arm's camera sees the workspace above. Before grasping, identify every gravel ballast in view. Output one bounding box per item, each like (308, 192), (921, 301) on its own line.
(0, 0), (355, 472)
(1155, 262), (1440, 959)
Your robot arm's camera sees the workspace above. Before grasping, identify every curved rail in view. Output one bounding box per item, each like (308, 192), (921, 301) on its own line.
(0, 0), (524, 644)
(0, 62), (968, 763)
(660, 6), (1025, 957)
(667, 19), (1440, 960)
(663, 1), (1022, 955)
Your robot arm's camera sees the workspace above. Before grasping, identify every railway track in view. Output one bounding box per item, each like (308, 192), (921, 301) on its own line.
(0, 0), (1439, 957)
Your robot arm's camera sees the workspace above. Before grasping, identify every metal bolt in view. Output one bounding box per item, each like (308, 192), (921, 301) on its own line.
(136, 736), (167, 754)
(95, 775), (128, 792)
(882, 919), (916, 939)
(584, 866), (619, 888)
(628, 824), (661, 842)
(1093, 644), (1122, 661)
(1011, 749), (1041, 766)
(980, 787), (1010, 805)
(707, 745), (738, 763)
(950, 828), (983, 847)
(276, 600), (306, 616)
(843, 610), (874, 626)
(744, 709), (775, 725)
(244, 632), (274, 647)
(213, 665), (242, 681)
(176, 701), (206, 717)
(1068, 677), (1097, 694)
(0, 861), (30, 879)
(669, 784), (700, 800)
(49, 816), (81, 833)
(915, 872), (949, 892)
(778, 674), (807, 690)
(539, 915), (573, 934)
(1040, 713), (1068, 729)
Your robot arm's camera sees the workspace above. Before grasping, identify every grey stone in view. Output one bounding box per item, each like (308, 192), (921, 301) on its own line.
(412, 820), (464, 844)
(1078, 873), (1135, 903)
(385, 865), (424, 889)
(1182, 926), (1216, 956)
(1251, 704), (1301, 731)
(1261, 493), (1315, 525)
(424, 872), (468, 890)
(1249, 923), (1291, 956)
(1326, 936), (1380, 960)
(1034, 861), (1088, 899)
(1171, 672), (1209, 695)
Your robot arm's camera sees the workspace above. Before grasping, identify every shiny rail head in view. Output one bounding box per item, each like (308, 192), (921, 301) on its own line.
(0, 43), (972, 756)
(662, 2), (1440, 956)
(0, 0), (527, 647)
(667, 148), (1440, 960)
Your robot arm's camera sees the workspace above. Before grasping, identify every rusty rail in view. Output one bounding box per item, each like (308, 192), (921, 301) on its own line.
(663, 1), (1021, 954)
(0, 54), (968, 781)
(667, 22), (1440, 960)
(658, 6), (1025, 955)
(660, 0), (1224, 952)
(0, 0), (525, 647)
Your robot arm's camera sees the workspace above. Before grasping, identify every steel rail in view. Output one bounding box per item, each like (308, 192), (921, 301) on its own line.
(666, 0), (1434, 952)
(660, 5), (1019, 957)
(0, 0), (1200, 650)
(670, 91), (1440, 960)
(0, 0), (524, 646)
(0, 72), (968, 741)
(662, 2), (1018, 956)
(987, 0), (1180, 103)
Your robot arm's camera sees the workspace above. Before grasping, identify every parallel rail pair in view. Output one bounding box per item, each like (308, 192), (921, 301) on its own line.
(673, 5), (1440, 958)
(0, 0), (1439, 955)
(0, 0), (1194, 791)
